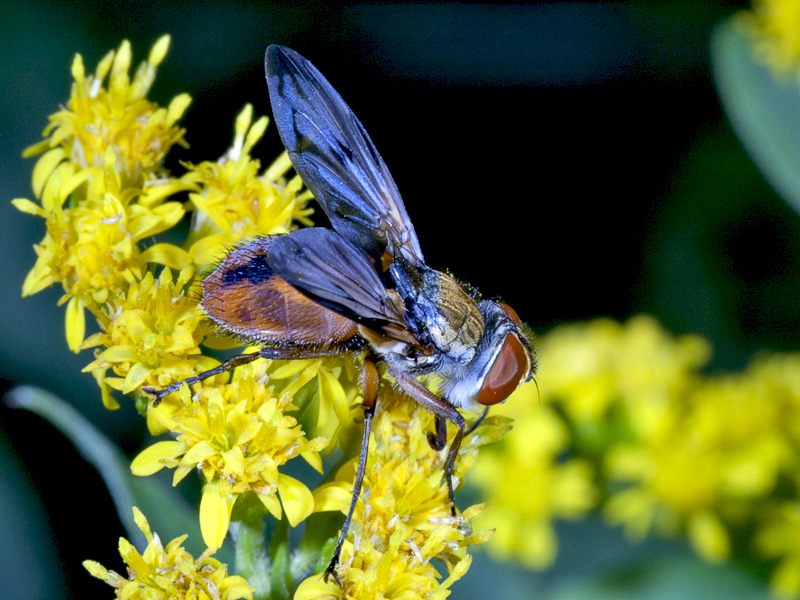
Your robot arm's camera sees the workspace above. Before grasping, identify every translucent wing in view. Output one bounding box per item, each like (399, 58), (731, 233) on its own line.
(201, 236), (360, 345)
(267, 228), (406, 327)
(265, 45), (424, 266)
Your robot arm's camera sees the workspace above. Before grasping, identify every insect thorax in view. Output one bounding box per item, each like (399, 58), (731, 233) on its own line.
(389, 261), (485, 363)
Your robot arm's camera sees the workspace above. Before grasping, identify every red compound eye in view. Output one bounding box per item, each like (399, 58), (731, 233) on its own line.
(476, 333), (529, 406)
(498, 302), (521, 325)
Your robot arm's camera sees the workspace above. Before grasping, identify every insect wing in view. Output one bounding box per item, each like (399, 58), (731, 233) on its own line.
(267, 227), (405, 326)
(202, 237), (359, 345)
(265, 45), (424, 265)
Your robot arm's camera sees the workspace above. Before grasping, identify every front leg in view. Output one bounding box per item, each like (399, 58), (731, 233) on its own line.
(393, 372), (465, 515)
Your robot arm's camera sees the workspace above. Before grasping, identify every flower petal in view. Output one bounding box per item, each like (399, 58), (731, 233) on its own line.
(31, 147), (65, 198)
(65, 296), (86, 353)
(311, 481), (352, 514)
(199, 481), (232, 550)
(131, 441), (187, 476)
(277, 473), (314, 526)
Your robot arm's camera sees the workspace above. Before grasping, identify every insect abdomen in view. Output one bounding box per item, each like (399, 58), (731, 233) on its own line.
(202, 237), (360, 346)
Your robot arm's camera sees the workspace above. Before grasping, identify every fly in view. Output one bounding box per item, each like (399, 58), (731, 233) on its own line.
(144, 45), (535, 584)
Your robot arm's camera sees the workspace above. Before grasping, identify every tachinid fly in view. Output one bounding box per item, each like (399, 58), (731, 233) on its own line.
(145, 45), (535, 584)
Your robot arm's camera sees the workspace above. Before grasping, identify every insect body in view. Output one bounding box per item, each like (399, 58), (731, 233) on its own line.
(146, 45), (535, 583)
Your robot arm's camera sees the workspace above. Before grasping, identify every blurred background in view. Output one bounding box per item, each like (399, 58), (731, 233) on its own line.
(0, 0), (792, 598)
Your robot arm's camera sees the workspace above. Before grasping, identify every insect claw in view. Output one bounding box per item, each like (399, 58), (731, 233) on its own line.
(140, 383), (179, 407)
(445, 472), (457, 516)
(322, 556), (343, 588)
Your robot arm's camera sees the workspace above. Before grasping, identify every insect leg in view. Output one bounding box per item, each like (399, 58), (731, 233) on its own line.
(142, 345), (344, 406)
(427, 415), (447, 451)
(393, 372), (465, 515)
(465, 406), (490, 437)
(324, 355), (380, 586)
(429, 404), (486, 451)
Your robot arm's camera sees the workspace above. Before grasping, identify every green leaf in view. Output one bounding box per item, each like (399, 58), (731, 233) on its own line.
(6, 385), (233, 565)
(712, 18), (800, 213)
(296, 511), (343, 578)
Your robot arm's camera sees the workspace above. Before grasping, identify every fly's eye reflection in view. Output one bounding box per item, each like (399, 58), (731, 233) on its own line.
(144, 44), (535, 585)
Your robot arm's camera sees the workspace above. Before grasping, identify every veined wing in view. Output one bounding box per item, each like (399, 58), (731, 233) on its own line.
(265, 45), (424, 266)
(267, 228), (407, 328)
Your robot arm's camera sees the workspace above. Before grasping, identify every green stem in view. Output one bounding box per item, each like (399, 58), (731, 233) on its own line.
(231, 516), (272, 600)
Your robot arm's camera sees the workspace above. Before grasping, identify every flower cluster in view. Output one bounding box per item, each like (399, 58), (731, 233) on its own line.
(473, 315), (800, 598)
(131, 357), (330, 548)
(296, 395), (496, 600)
(84, 507), (253, 600)
(13, 35), (327, 550)
(469, 393), (596, 569)
(16, 36), (505, 599)
(13, 37), (191, 352)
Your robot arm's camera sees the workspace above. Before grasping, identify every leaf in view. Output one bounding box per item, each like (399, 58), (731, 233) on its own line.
(712, 18), (800, 213)
(296, 511), (343, 579)
(5, 385), (233, 565)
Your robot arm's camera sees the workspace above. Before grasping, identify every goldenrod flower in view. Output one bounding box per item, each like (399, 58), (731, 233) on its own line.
(299, 395), (494, 599)
(604, 353), (800, 564)
(757, 502), (800, 599)
(84, 507), (253, 600)
(16, 35), (508, 600)
(541, 316), (710, 427)
(738, 0), (800, 76)
(13, 149), (190, 351)
(182, 104), (314, 265)
(470, 390), (596, 569)
(24, 35), (190, 187)
(81, 266), (212, 411)
(12, 35), (192, 351)
(131, 358), (329, 549)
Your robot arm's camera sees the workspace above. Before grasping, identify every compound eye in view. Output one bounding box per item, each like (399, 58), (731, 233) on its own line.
(476, 333), (529, 406)
(498, 302), (521, 325)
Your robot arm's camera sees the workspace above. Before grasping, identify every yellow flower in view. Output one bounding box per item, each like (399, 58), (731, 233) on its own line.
(81, 266), (212, 411)
(604, 423), (734, 562)
(470, 386), (597, 569)
(603, 354), (800, 564)
(131, 358), (329, 549)
(541, 315), (710, 427)
(13, 35), (192, 351)
(16, 34), (515, 599)
(299, 395), (493, 600)
(757, 502), (800, 599)
(13, 149), (189, 350)
(83, 507), (253, 600)
(738, 0), (800, 77)
(181, 104), (314, 265)
(24, 35), (191, 188)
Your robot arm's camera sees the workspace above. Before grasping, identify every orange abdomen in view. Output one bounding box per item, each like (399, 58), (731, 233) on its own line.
(202, 237), (360, 346)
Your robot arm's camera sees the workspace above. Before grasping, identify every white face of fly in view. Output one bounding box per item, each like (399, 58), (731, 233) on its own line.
(436, 301), (532, 411)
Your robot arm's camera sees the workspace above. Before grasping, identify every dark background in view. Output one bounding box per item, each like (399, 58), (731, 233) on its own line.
(1, 1), (791, 598)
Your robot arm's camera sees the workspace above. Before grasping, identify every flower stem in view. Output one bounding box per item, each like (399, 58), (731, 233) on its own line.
(231, 516), (271, 600)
